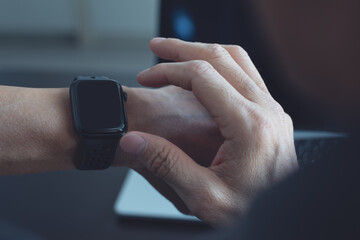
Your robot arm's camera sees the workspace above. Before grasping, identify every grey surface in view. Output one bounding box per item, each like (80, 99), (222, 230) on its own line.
(0, 218), (44, 240)
(0, 168), (211, 239)
(0, 168), (127, 239)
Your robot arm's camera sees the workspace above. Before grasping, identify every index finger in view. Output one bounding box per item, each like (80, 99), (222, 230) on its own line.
(221, 44), (270, 94)
(137, 61), (254, 138)
(150, 38), (269, 97)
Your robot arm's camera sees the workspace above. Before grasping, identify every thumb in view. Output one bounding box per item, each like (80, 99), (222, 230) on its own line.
(119, 131), (208, 195)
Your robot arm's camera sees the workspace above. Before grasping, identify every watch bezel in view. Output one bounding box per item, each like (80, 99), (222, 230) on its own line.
(70, 79), (128, 138)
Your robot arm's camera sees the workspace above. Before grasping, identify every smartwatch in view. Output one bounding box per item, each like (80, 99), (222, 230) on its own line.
(70, 76), (128, 170)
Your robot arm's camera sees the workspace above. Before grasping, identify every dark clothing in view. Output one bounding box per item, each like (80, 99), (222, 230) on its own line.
(202, 135), (360, 239)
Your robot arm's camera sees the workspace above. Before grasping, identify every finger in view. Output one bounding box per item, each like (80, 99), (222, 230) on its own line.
(117, 137), (191, 215)
(119, 131), (211, 200)
(137, 61), (254, 138)
(221, 45), (270, 94)
(120, 132), (233, 225)
(150, 38), (265, 103)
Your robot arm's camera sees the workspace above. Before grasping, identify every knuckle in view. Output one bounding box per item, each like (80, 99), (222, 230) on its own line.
(206, 43), (229, 60)
(250, 109), (274, 136)
(188, 60), (214, 76)
(246, 105), (293, 143)
(270, 101), (293, 126)
(283, 112), (293, 125)
(282, 112), (294, 130)
(146, 146), (177, 181)
(228, 45), (249, 59)
(271, 101), (285, 114)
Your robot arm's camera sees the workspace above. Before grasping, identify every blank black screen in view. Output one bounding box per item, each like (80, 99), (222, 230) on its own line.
(76, 80), (123, 132)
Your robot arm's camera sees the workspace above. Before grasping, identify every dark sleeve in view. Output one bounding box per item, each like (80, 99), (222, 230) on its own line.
(198, 137), (360, 240)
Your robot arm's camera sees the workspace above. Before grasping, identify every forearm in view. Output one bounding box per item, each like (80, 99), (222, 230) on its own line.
(0, 86), (77, 175)
(0, 85), (148, 175)
(0, 84), (219, 175)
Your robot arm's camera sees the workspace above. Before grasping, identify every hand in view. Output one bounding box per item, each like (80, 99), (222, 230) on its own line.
(115, 86), (223, 215)
(117, 86), (223, 169)
(0, 84), (221, 176)
(120, 38), (298, 227)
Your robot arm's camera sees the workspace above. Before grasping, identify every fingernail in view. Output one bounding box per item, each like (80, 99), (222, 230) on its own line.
(137, 68), (150, 79)
(152, 37), (166, 44)
(120, 133), (146, 156)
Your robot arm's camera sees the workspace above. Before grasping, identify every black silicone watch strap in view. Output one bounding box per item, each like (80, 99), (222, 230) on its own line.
(71, 76), (127, 170)
(75, 137), (120, 170)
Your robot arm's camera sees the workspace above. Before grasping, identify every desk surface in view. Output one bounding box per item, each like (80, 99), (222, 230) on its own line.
(0, 168), (212, 239)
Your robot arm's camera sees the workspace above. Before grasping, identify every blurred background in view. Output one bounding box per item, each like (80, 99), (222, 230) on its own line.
(0, 0), (159, 88)
(0, 0), (333, 130)
(0, 0), (345, 239)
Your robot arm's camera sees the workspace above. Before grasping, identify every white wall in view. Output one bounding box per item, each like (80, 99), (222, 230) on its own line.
(0, 0), (75, 35)
(0, 0), (159, 38)
(0, 0), (160, 76)
(91, 0), (159, 37)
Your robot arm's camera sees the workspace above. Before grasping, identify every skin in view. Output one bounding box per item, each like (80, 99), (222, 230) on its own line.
(0, 87), (77, 175)
(117, 86), (222, 169)
(120, 38), (298, 227)
(3, 0), (357, 230)
(0, 38), (298, 228)
(122, 0), (360, 227)
(0, 85), (221, 175)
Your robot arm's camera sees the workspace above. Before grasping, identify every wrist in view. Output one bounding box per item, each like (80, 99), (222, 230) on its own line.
(122, 86), (136, 132)
(0, 87), (78, 175)
(36, 88), (78, 172)
(114, 86), (159, 167)
(122, 86), (149, 133)
(56, 85), (146, 170)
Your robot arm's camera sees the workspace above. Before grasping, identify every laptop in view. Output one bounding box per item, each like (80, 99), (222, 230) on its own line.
(114, 0), (345, 222)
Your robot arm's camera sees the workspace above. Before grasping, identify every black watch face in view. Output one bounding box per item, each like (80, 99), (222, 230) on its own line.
(72, 80), (126, 134)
